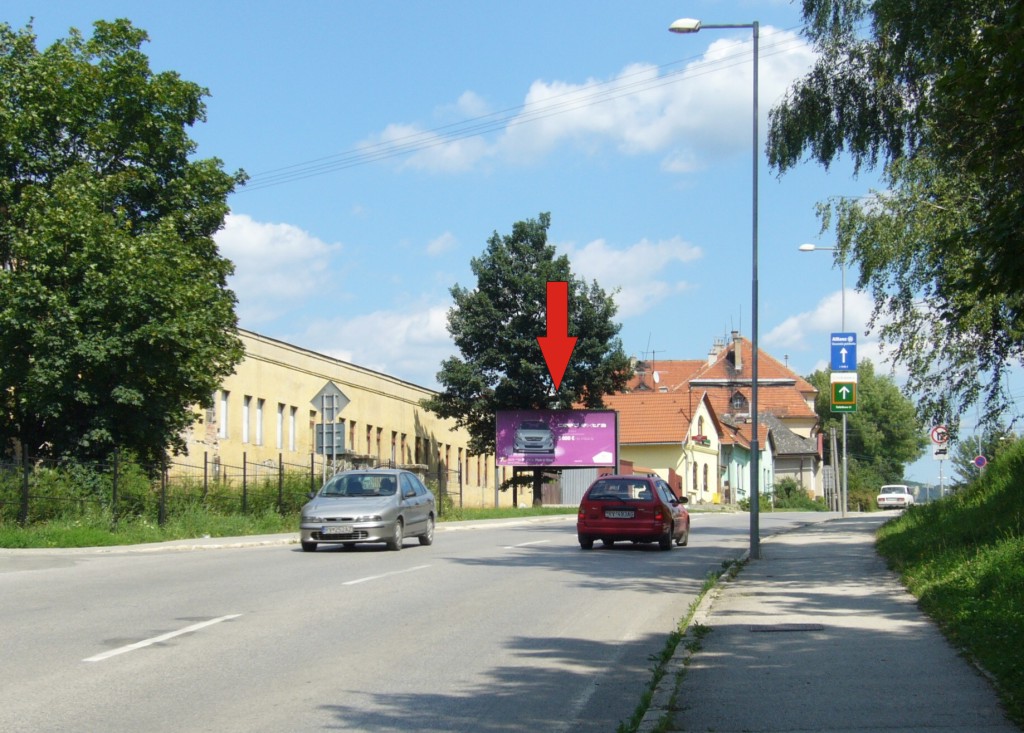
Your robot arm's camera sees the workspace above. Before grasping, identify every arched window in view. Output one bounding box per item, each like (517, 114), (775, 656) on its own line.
(692, 464), (698, 494)
(697, 416), (705, 436)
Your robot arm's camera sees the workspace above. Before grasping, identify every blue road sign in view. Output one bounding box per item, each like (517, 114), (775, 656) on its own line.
(831, 332), (857, 371)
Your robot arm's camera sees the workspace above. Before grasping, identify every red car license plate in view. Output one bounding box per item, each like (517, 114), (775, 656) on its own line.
(605, 510), (634, 519)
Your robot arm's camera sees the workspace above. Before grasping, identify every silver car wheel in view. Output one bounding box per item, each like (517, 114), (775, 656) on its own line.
(387, 519), (404, 551)
(419, 515), (435, 546)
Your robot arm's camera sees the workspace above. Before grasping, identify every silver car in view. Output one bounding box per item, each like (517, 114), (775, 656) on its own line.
(513, 420), (555, 454)
(300, 469), (436, 552)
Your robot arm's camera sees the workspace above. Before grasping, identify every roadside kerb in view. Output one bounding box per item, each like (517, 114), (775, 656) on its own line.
(636, 547), (750, 733)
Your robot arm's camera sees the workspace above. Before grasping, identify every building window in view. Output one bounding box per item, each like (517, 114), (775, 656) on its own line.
(366, 425), (372, 456)
(242, 396), (251, 443)
(276, 403), (285, 449)
(256, 398), (264, 446)
(218, 390), (229, 439)
(289, 407), (297, 451)
(703, 464), (709, 494)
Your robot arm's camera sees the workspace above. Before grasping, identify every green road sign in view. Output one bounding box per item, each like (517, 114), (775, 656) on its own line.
(831, 381), (857, 412)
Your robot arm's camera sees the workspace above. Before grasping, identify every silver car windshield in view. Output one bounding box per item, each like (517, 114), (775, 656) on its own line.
(321, 474), (399, 497)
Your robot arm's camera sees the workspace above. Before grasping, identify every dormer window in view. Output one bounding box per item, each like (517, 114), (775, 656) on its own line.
(730, 391), (748, 412)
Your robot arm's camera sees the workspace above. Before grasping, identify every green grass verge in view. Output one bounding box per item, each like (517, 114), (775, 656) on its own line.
(875, 440), (1024, 728)
(0, 505), (577, 549)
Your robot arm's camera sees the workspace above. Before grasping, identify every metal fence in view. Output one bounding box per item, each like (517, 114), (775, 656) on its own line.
(0, 449), (319, 526)
(0, 449), (460, 526)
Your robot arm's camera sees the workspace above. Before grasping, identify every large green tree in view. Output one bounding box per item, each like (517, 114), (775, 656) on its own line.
(422, 213), (631, 505)
(807, 360), (927, 509)
(0, 20), (246, 465)
(768, 0), (1024, 433)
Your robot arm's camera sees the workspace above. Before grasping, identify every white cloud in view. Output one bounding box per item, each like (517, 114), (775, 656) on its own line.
(301, 303), (455, 389)
(361, 123), (491, 173)
(762, 288), (906, 376)
(362, 27), (814, 173)
(426, 231), (458, 257)
(215, 213), (343, 325)
(562, 236), (702, 318)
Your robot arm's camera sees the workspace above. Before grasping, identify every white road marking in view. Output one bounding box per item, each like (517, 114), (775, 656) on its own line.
(343, 564), (431, 586)
(504, 540), (551, 549)
(83, 614), (242, 662)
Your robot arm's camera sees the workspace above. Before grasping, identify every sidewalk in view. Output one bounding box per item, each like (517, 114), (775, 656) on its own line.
(644, 514), (1019, 733)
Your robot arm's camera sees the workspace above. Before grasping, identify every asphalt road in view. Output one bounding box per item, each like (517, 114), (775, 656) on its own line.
(0, 511), (838, 732)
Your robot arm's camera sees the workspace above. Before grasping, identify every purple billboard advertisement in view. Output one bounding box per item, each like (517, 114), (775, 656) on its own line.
(496, 410), (618, 468)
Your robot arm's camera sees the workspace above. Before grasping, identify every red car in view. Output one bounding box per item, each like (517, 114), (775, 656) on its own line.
(577, 474), (690, 550)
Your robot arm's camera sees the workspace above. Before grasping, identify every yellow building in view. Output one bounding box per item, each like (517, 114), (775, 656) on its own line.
(179, 330), (511, 508)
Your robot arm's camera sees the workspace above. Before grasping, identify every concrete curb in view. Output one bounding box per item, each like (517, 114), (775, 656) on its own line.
(636, 548), (751, 733)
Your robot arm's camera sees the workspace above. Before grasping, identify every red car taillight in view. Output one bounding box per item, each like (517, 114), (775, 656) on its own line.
(654, 508), (664, 521)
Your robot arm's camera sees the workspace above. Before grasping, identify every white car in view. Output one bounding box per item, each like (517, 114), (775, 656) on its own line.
(877, 484), (915, 510)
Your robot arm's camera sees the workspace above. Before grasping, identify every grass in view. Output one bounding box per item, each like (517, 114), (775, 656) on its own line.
(0, 504), (578, 549)
(875, 440), (1024, 728)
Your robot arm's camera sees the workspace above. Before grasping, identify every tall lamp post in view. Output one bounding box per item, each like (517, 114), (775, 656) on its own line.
(799, 243), (848, 516)
(670, 17), (760, 558)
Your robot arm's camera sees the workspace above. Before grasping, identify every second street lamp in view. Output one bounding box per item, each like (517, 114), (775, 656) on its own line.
(799, 243), (848, 516)
(670, 17), (761, 558)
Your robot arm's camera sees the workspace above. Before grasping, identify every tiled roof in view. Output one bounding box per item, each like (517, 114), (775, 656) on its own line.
(610, 334), (818, 447)
(625, 359), (704, 393)
(604, 392), (697, 444)
(760, 414), (818, 456)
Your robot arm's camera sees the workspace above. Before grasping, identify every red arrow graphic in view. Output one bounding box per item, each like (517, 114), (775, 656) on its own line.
(537, 281), (578, 391)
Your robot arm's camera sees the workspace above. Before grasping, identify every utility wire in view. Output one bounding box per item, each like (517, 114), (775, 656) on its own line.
(239, 27), (808, 193)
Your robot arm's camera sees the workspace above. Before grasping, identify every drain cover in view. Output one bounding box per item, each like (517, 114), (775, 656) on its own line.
(749, 623), (825, 632)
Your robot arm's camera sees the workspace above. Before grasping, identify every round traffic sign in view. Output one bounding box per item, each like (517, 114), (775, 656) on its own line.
(974, 455), (988, 468)
(930, 425), (949, 444)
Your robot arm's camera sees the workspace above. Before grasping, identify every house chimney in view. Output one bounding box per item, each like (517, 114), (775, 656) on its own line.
(732, 330), (743, 371)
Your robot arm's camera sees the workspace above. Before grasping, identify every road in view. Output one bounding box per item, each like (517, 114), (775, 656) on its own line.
(0, 511), (838, 732)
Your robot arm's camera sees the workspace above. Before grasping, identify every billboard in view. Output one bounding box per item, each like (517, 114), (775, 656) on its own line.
(495, 410), (617, 468)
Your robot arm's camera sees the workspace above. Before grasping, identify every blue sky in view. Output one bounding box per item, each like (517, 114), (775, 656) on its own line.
(8, 1), (970, 483)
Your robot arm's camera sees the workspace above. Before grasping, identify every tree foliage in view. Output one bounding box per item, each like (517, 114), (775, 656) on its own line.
(769, 0), (1024, 433)
(0, 20), (246, 465)
(807, 360), (927, 507)
(950, 426), (1019, 486)
(422, 212), (631, 461)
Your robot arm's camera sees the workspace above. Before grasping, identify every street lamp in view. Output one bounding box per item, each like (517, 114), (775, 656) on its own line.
(798, 243), (848, 517)
(670, 17), (761, 558)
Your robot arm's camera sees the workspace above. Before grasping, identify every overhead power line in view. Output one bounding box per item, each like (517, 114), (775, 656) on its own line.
(239, 27), (807, 193)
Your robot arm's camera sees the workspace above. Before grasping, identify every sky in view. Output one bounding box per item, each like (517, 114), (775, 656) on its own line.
(6, 1), (981, 483)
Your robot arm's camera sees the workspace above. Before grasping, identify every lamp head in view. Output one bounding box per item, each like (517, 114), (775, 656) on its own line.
(798, 243), (817, 252)
(669, 18), (702, 33)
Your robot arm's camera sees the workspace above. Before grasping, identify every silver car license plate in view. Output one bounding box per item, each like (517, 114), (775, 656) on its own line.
(605, 510), (634, 519)
(323, 525), (353, 535)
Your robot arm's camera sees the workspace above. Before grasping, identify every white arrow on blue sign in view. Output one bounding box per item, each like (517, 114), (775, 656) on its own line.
(830, 332), (857, 371)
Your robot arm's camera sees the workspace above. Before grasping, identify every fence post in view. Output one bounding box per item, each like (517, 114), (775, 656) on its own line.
(19, 444), (30, 526)
(242, 451), (248, 513)
(203, 451), (209, 499)
(277, 453), (284, 515)
(310, 453), (315, 493)
(159, 464), (167, 526)
(111, 448), (119, 530)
